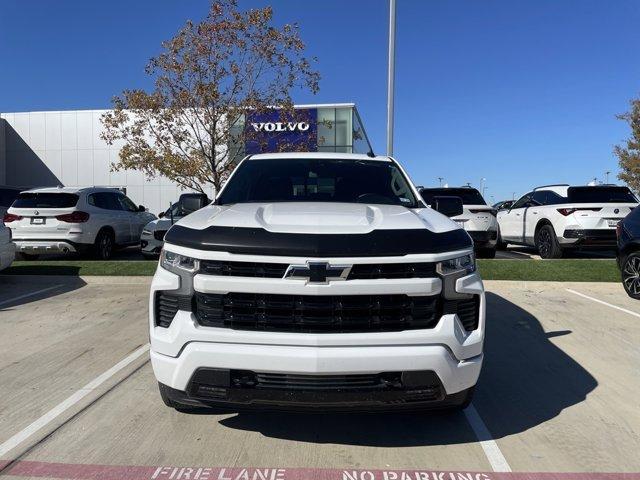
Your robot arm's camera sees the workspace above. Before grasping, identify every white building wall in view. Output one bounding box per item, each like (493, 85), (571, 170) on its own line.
(0, 119), (6, 185)
(0, 110), (215, 214)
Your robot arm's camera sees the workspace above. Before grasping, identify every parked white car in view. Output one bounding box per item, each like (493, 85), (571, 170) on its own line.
(3, 187), (156, 260)
(420, 187), (498, 258)
(150, 152), (484, 412)
(141, 193), (211, 258)
(497, 184), (638, 258)
(0, 219), (16, 271)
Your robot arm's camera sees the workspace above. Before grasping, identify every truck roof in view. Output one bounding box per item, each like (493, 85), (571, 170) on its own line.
(20, 186), (121, 194)
(247, 152), (391, 162)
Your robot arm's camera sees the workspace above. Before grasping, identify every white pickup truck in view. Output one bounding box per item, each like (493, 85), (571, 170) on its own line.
(149, 153), (485, 412)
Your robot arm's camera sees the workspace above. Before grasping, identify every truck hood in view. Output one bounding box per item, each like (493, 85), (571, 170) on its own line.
(175, 202), (458, 234)
(165, 203), (472, 256)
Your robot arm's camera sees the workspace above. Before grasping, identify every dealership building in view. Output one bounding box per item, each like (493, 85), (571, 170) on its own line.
(0, 103), (372, 214)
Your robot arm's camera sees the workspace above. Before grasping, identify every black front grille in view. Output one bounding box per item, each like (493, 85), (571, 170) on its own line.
(252, 372), (392, 391)
(200, 260), (287, 278)
(188, 368), (444, 401)
(154, 230), (167, 241)
(194, 293), (440, 333)
(443, 295), (480, 331)
(198, 260), (437, 280)
(154, 292), (192, 328)
(348, 263), (437, 279)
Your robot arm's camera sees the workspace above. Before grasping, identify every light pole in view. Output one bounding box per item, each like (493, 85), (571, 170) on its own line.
(480, 177), (487, 198)
(386, 0), (396, 156)
(605, 171), (610, 184)
(437, 177), (444, 187)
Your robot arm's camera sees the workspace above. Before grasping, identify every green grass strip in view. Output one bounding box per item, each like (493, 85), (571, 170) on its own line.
(3, 260), (158, 276)
(2, 259), (621, 282)
(477, 259), (619, 282)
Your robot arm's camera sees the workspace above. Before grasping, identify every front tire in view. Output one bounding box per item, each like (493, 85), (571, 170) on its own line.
(535, 224), (563, 259)
(93, 229), (114, 260)
(496, 229), (508, 250)
(621, 252), (640, 299)
(477, 247), (496, 259)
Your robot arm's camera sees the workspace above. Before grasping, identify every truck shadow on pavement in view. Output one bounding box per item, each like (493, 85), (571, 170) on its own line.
(0, 275), (86, 310)
(217, 292), (597, 446)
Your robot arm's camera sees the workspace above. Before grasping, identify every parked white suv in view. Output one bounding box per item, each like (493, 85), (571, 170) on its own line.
(497, 184), (638, 258)
(149, 153), (485, 412)
(419, 187), (498, 258)
(0, 219), (15, 271)
(3, 187), (156, 260)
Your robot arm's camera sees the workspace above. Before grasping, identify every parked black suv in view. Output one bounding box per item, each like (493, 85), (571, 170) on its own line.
(616, 206), (640, 299)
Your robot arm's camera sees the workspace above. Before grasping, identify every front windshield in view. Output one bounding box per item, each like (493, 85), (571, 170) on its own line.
(217, 158), (420, 207)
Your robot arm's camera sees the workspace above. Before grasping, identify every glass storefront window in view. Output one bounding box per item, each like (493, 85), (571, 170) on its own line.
(317, 108), (335, 148)
(352, 108), (371, 155)
(335, 107), (352, 151)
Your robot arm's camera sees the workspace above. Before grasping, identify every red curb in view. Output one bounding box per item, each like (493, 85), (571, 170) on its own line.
(2, 460), (639, 480)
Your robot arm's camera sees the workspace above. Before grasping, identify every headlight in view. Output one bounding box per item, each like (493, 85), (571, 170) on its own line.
(161, 250), (199, 273)
(437, 253), (476, 275)
(142, 228), (152, 236)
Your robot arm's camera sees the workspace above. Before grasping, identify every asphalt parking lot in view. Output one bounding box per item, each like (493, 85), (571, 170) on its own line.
(1, 275), (639, 479)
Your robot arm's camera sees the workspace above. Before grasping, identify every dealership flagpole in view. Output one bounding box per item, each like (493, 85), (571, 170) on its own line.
(386, 0), (396, 156)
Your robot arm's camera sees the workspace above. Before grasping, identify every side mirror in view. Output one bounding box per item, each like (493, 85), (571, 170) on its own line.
(158, 212), (165, 218)
(431, 196), (463, 218)
(181, 196), (209, 215)
(138, 205), (146, 212)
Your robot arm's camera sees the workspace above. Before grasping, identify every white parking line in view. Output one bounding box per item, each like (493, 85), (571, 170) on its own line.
(0, 343), (150, 459)
(0, 285), (63, 308)
(464, 404), (512, 472)
(566, 288), (640, 319)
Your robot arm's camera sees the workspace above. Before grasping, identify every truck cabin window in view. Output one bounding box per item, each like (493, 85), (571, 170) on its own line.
(217, 158), (420, 208)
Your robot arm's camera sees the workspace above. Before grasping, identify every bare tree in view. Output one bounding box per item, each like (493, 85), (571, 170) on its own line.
(616, 96), (640, 191)
(101, 0), (320, 193)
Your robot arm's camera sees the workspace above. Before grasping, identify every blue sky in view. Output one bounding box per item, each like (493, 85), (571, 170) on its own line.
(1, 0), (639, 202)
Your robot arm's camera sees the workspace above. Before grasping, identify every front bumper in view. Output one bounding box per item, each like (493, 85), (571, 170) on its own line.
(562, 229), (617, 248)
(141, 233), (164, 256)
(13, 239), (85, 254)
(152, 341), (483, 401)
(158, 369), (475, 412)
(149, 263), (485, 407)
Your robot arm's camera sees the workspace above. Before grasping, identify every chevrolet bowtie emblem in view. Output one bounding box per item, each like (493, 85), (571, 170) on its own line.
(284, 262), (352, 284)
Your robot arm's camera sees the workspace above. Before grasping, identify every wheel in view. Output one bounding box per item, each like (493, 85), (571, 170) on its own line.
(535, 224), (563, 259)
(17, 252), (40, 260)
(496, 229), (508, 250)
(477, 248), (496, 259)
(93, 229), (115, 260)
(621, 252), (640, 299)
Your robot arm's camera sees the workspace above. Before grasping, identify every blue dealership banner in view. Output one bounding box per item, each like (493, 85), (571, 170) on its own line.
(244, 108), (317, 154)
